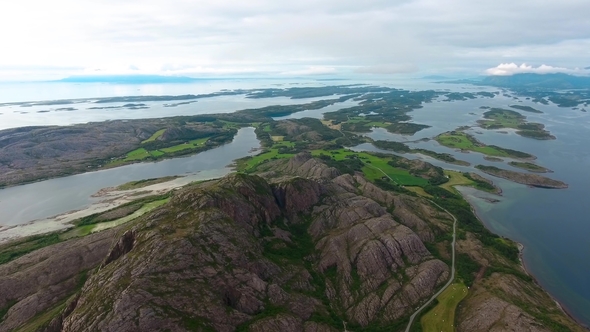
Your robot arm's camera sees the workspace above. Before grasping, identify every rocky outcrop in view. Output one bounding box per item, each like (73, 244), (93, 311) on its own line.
(43, 158), (449, 331)
(476, 165), (568, 189)
(0, 229), (119, 332)
(0, 154), (586, 331)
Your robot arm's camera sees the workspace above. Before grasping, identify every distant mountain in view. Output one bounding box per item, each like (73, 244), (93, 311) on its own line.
(480, 73), (590, 89)
(57, 75), (200, 84)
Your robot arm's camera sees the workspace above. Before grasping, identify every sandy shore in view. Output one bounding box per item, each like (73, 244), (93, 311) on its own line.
(0, 169), (226, 244)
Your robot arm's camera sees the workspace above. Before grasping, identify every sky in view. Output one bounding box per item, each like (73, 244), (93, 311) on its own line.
(1, 0), (590, 81)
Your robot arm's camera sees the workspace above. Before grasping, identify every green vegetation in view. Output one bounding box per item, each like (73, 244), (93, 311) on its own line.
(427, 177), (520, 263)
(313, 149), (430, 186)
(62, 197), (170, 239)
(116, 176), (182, 190)
(386, 122), (430, 135)
(115, 137), (212, 164)
(372, 140), (411, 152)
(0, 299), (17, 322)
(462, 172), (497, 192)
(412, 149), (470, 166)
(142, 128), (166, 143)
(420, 283), (468, 332)
(436, 131), (534, 159)
(456, 254), (480, 286)
(13, 301), (66, 332)
(159, 137), (209, 153)
(478, 108), (554, 140)
(508, 161), (550, 173)
(371, 141), (470, 166)
(0, 233), (61, 266)
(510, 105), (543, 113)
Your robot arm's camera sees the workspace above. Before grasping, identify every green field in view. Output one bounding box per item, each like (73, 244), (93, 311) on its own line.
(437, 132), (507, 157)
(477, 109), (553, 140)
(240, 146), (295, 170)
(420, 283), (468, 332)
(312, 149), (429, 186)
(436, 132), (533, 159)
(142, 129), (166, 143)
(123, 148), (152, 161)
(478, 109), (524, 129)
(112, 138), (210, 165)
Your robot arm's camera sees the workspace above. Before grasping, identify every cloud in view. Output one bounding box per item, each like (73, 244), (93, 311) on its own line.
(1, 0), (590, 80)
(485, 63), (590, 76)
(279, 66), (338, 76)
(355, 64), (419, 75)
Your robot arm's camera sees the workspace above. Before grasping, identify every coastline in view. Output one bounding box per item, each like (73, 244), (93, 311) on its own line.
(0, 170), (225, 244)
(463, 192), (589, 330)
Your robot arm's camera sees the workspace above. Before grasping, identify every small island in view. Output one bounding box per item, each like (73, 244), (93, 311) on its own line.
(509, 105), (543, 113)
(484, 156), (503, 162)
(435, 131), (535, 160)
(478, 108), (555, 140)
(476, 165), (567, 189)
(508, 161), (552, 173)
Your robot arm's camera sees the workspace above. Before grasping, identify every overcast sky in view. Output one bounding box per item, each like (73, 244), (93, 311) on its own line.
(1, 0), (590, 81)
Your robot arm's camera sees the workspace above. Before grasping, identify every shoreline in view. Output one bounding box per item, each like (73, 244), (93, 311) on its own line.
(0, 136), (239, 190)
(0, 171), (225, 244)
(462, 191), (589, 329)
(517, 243), (590, 330)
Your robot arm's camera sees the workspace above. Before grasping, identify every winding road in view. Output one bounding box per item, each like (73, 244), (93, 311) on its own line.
(361, 163), (458, 332)
(404, 199), (457, 332)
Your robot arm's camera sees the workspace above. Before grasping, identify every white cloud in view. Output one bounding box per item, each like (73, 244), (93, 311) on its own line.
(355, 64), (419, 75)
(485, 63), (590, 76)
(1, 0), (590, 80)
(279, 66), (338, 76)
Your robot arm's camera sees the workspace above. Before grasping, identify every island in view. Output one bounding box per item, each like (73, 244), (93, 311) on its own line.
(435, 131), (535, 159)
(0, 84), (583, 332)
(477, 108), (555, 140)
(476, 165), (567, 189)
(508, 161), (552, 173)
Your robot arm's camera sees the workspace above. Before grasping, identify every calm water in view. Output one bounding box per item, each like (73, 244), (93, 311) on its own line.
(0, 127), (260, 226)
(354, 94), (590, 326)
(0, 80), (589, 325)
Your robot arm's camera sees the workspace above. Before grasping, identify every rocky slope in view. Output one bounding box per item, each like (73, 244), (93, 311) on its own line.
(0, 154), (585, 331)
(53, 155), (451, 331)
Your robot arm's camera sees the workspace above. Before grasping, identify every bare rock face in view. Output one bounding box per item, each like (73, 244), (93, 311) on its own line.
(49, 165), (449, 331)
(458, 293), (551, 332)
(0, 229), (119, 332)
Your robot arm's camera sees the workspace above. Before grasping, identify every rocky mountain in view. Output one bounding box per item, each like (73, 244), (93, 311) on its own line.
(0, 154), (585, 331)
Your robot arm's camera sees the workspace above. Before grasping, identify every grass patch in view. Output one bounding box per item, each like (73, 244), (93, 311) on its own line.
(477, 108), (554, 139)
(142, 128), (166, 143)
(0, 233), (61, 266)
(13, 301), (66, 332)
(116, 176), (181, 190)
(436, 131), (534, 159)
(123, 148), (151, 161)
(420, 283), (468, 332)
(61, 197), (170, 239)
(312, 149), (429, 186)
(404, 186), (433, 198)
(440, 171), (472, 193)
(508, 161), (550, 173)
